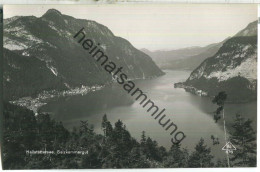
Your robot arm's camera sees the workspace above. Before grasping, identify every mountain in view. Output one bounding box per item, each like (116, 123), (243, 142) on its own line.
(234, 20), (257, 37)
(141, 39), (227, 70)
(3, 9), (164, 100)
(177, 21), (257, 102)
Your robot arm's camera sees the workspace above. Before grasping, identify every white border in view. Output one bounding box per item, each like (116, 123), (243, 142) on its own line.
(0, 0), (259, 4)
(0, 1), (259, 172)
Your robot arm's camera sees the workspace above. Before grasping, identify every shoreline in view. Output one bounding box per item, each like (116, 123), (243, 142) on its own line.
(9, 84), (104, 115)
(174, 82), (257, 104)
(9, 73), (164, 115)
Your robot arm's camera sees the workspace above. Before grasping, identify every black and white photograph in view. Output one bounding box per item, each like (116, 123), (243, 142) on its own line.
(0, 3), (258, 169)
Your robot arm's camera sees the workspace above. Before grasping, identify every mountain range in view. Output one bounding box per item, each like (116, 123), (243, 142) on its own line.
(3, 9), (164, 100)
(3, 9), (257, 103)
(141, 21), (257, 71)
(141, 39), (228, 70)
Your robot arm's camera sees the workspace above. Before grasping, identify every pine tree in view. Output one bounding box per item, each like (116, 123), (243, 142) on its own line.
(145, 137), (160, 161)
(140, 131), (146, 146)
(212, 91), (227, 106)
(101, 114), (113, 138)
(101, 114), (108, 136)
(188, 138), (214, 167)
(212, 91), (227, 123)
(79, 120), (91, 135)
(230, 114), (256, 167)
(78, 120), (95, 149)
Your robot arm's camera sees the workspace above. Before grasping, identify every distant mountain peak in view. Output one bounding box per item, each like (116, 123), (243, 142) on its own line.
(3, 9), (164, 100)
(44, 9), (62, 15)
(42, 9), (63, 19)
(234, 20), (257, 37)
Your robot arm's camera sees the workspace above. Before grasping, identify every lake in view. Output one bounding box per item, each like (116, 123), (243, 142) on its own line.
(39, 70), (257, 160)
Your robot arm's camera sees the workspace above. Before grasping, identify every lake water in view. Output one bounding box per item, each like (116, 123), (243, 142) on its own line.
(39, 70), (257, 160)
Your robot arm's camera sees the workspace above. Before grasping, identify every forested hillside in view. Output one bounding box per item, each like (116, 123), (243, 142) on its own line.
(2, 102), (256, 169)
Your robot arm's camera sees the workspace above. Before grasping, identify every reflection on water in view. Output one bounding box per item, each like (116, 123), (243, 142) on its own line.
(39, 70), (256, 160)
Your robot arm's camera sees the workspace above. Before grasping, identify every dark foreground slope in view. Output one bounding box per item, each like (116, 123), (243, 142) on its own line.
(2, 103), (256, 169)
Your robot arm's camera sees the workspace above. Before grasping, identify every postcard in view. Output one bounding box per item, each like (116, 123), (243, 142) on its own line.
(1, 3), (257, 169)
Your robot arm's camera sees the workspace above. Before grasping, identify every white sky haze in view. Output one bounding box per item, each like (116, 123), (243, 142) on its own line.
(4, 4), (258, 51)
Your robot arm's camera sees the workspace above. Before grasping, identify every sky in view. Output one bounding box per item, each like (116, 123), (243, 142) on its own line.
(4, 4), (258, 51)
